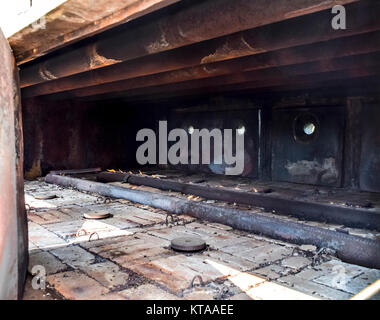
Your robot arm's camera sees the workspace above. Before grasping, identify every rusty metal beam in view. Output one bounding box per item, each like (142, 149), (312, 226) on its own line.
(45, 33), (380, 99)
(109, 74), (380, 104)
(218, 65), (380, 95)
(45, 174), (380, 270)
(10, 0), (180, 65)
(19, 0), (360, 88)
(58, 50), (380, 101)
(21, 0), (380, 96)
(97, 172), (380, 230)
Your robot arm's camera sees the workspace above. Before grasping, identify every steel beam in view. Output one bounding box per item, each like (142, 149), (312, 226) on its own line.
(101, 63), (380, 102)
(61, 50), (380, 100)
(19, 0), (360, 88)
(10, 0), (180, 65)
(53, 34), (380, 98)
(45, 174), (380, 270)
(22, 1), (380, 96)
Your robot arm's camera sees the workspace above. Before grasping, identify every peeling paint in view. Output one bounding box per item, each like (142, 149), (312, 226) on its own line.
(200, 36), (263, 65)
(146, 32), (170, 54)
(25, 159), (42, 180)
(38, 63), (57, 81)
(88, 43), (122, 69)
(146, 21), (170, 54)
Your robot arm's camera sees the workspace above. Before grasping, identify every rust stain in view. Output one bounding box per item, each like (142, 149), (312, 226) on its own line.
(25, 159), (42, 180)
(87, 43), (122, 69)
(38, 63), (57, 81)
(146, 23), (170, 54)
(200, 36), (264, 65)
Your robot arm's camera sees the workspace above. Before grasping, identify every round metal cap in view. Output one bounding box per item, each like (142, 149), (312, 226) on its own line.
(171, 236), (206, 252)
(83, 211), (111, 220)
(34, 194), (57, 200)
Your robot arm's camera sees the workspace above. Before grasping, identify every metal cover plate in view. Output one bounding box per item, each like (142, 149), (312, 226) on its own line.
(83, 211), (111, 220)
(171, 237), (206, 252)
(34, 194), (57, 200)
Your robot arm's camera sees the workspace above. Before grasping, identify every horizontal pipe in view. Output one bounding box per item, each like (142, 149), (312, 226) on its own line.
(97, 172), (380, 230)
(49, 167), (102, 175)
(21, 0), (380, 96)
(19, 0), (360, 88)
(45, 174), (380, 269)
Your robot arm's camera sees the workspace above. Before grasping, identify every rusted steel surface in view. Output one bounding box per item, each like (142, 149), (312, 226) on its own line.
(19, 0), (359, 88)
(359, 104), (380, 193)
(50, 34), (380, 99)
(116, 64), (380, 103)
(21, 0), (380, 97)
(0, 29), (27, 300)
(271, 107), (344, 187)
(96, 172), (380, 230)
(45, 174), (380, 269)
(71, 50), (380, 101)
(167, 109), (259, 178)
(10, 0), (180, 65)
(13, 48), (28, 300)
(21, 98), (140, 179)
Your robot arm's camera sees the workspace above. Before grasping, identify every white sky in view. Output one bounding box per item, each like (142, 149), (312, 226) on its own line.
(0, 0), (67, 38)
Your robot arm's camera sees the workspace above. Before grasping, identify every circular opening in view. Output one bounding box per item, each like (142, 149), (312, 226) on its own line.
(293, 113), (319, 144)
(188, 126), (195, 135)
(303, 123), (316, 135)
(237, 125), (246, 136)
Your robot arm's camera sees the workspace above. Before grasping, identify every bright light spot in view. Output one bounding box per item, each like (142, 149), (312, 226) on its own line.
(70, 220), (134, 244)
(0, 0), (68, 38)
(303, 123), (316, 135)
(205, 259), (318, 300)
(188, 126), (195, 135)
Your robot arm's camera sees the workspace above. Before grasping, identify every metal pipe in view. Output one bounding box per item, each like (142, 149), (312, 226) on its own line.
(19, 0), (360, 88)
(96, 172), (380, 230)
(46, 174), (380, 269)
(49, 167), (102, 175)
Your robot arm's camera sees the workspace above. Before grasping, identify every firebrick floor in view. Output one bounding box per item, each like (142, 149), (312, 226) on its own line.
(23, 179), (380, 300)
